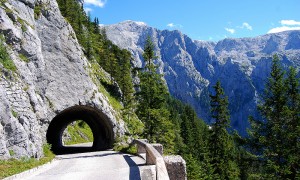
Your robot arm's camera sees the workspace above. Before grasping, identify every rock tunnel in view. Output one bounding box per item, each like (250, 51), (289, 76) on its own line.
(46, 105), (114, 154)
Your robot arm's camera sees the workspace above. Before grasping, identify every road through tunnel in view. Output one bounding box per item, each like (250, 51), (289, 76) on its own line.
(46, 105), (114, 155)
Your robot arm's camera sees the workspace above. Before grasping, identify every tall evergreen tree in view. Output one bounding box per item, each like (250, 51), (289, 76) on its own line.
(284, 66), (300, 179)
(209, 80), (239, 179)
(136, 36), (175, 153)
(248, 54), (299, 178)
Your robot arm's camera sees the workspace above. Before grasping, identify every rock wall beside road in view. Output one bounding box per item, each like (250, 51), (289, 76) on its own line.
(0, 0), (126, 159)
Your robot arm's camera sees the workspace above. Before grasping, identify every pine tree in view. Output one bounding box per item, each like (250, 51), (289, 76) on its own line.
(208, 80), (239, 179)
(284, 67), (300, 179)
(136, 36), (175, 153)
(248, 54), (299, 178)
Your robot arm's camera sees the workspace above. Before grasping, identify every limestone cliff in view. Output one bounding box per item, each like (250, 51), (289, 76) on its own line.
(0, 0), (126, 159)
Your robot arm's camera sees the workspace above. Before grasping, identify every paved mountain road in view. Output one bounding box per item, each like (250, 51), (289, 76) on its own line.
(16, 151), (147, 180)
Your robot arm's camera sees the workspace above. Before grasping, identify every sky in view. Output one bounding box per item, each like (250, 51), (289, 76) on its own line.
(83, 0), (300, 41)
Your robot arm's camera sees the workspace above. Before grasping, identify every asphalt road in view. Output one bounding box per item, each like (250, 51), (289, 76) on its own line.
(18, 151), (146, 180)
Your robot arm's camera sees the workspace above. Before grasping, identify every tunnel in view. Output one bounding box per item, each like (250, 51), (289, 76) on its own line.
(46, 105), (114, 154)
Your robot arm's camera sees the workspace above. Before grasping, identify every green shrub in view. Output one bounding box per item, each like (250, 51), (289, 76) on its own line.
(34, 3), (42, 19)
(11, 110), (18, 118)
(0, 0), (7, 6)
(113, 142), (138, 155)
(19, 54), (29, 63)
(0, 35), (16, 72)
(17, 17), (27, 32)
(42, 143), (55, 159)
(8, 150), (15, 156)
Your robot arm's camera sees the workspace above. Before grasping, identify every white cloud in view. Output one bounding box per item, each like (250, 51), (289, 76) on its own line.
(267, 19), (300, 34)
(84, 7), (93, 13)
(241, 22), (253, 30)
(225, 28), (235, 34)
(237, 22), (253, 30)
(84, 0), (107, 8)
(167, 23), (183, 29)
(268, 26), (300, 34)
(167, 23), (175, 28)
(280, 20), (300, 26)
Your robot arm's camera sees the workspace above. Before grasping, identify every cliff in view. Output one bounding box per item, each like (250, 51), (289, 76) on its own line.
(0, 0), (126, 158)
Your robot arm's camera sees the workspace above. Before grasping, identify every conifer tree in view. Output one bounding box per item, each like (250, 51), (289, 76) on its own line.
(285, 67), (300, 179)
(209, 80), (239, 179)
(136, 36), (175, 153)
(248, 54), (299, 178)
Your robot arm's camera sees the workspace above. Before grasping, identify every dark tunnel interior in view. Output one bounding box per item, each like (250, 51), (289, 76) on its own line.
(46, 105), (114, 155)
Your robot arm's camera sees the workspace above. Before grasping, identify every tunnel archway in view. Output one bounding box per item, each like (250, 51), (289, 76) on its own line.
(46, 105), (114, 154)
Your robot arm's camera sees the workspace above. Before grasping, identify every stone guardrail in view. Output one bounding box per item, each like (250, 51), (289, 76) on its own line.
(134, 139), (170, 180)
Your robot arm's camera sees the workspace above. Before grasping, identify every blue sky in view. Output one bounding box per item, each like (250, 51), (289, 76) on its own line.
(83, 0), (300, 41)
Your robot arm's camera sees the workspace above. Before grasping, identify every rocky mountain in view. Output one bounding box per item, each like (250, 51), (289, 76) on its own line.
(0, 0), (126, 158)
(104, 20), (300, 135)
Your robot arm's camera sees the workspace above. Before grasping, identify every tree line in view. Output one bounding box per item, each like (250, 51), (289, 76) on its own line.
(56, 1), (299, 179)
(138, 38), (299, 179)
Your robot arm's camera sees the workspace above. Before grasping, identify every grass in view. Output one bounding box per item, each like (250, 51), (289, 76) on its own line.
(0, 35), (16, 72)
(11, 110), (18, 118)
(23, 85), (29, 91)
(63, 120), (94, 145)
(89, 62), (123, 114)
(114, 142), (138, 155)
(0, 144), (55, 179)
(34, 3), (42, 20)
(17, 17), (27, 32)
(0, 0), (7, 6)
(19, 54), (30, 63)
(89, 61), (144, 136)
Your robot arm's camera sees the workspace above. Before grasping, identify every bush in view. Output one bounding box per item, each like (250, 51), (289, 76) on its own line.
(0, 35), (16, 72)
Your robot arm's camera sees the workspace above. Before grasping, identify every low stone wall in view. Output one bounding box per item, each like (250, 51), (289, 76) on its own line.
(164, 155), (187, 180)
(134, 139), (169, 180)
(134, 139), (187, 180)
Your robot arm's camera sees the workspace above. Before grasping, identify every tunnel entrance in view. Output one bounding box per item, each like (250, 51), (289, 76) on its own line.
(46, 105), (114, 155)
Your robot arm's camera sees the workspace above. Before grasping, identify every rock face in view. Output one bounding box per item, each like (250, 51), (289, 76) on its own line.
(104, 21), (300, 135)
(0, 0), (126, 159)
(164, 155), (187, 180)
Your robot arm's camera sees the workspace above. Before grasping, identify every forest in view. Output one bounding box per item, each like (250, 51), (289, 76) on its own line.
(56, 0), (300, 179)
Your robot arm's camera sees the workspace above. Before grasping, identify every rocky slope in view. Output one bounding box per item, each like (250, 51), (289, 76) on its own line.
(104, 21), (300, 135)
(0, 0), (126, 159)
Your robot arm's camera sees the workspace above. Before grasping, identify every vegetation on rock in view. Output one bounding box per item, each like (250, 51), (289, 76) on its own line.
(56, 0), (143, 141)
(0, 35), (16, 72)
(0, 144), (55, 179)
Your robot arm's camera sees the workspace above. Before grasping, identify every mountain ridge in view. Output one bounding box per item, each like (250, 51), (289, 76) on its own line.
(104, 20), (300, 135)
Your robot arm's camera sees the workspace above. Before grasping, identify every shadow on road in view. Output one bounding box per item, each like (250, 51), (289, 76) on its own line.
(57, 151), (121, 160)
(55, 146), (93, 155)
(53, 142), (96, 155)
(123, 155), (142, 180)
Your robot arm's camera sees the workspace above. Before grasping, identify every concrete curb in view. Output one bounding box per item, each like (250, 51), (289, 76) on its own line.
(3, 158), (58, 180)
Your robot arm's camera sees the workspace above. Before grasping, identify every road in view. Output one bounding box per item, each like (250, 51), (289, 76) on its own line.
(17, 151), (147, 180)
